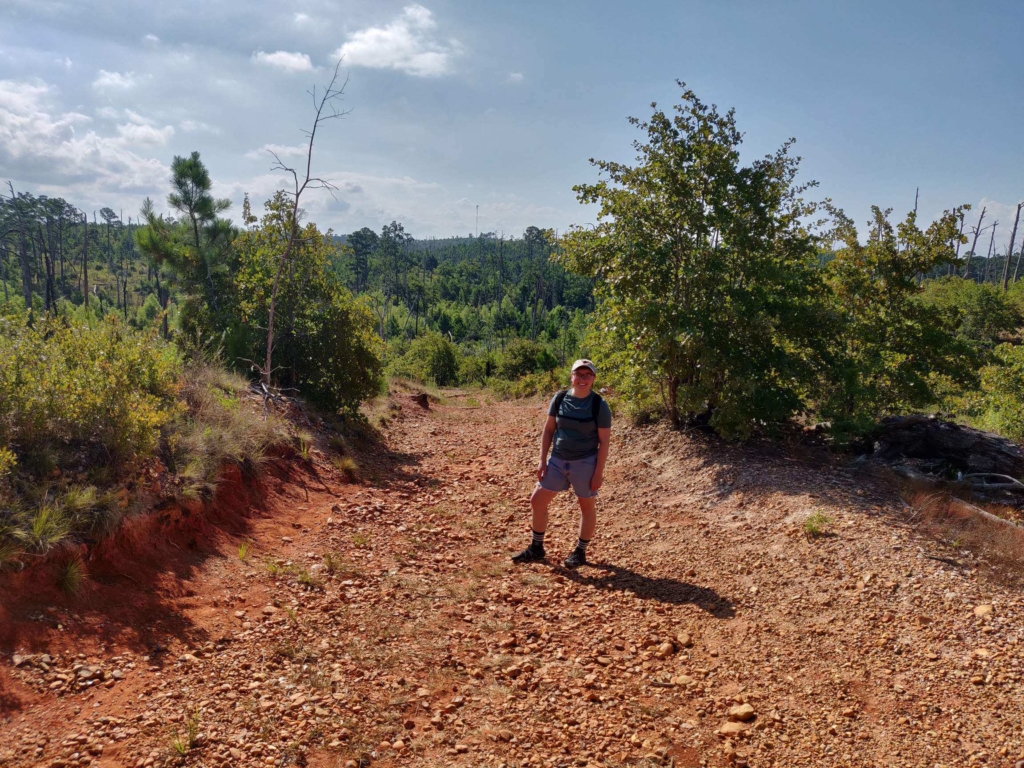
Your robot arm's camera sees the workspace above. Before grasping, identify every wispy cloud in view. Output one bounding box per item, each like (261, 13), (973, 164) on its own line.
(252, 50), (315, 73)
(244, 143), (308, 160)
(180, 119), (221, 135)
(92, 69), (139, 90)
(508, 72), (524, 83)
(334, 4), (459, 77)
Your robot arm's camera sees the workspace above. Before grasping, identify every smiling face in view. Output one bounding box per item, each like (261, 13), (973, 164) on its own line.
(570, 366), (595, 395)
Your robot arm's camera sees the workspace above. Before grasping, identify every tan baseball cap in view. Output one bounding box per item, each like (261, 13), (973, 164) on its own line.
(571, 359), (597, 375)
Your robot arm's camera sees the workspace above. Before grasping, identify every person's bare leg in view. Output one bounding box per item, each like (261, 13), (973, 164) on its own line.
(577, 495), (597, 541)
(530, 486), (558, 534)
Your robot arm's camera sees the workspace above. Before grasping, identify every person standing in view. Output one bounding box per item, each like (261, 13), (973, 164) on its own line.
(512, 359), (612, 568)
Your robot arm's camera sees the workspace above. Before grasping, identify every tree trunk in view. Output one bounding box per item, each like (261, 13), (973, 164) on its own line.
(1001, 203), (1021, 291)
(982, 223), (997, 283)
(82, 213), (89, 310)
(963, 207), (986, 279)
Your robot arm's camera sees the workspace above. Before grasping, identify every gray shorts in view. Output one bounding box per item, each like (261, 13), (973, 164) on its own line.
(538, 455), (598, 499)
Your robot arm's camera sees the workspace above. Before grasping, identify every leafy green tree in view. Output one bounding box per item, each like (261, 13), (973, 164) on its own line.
(560, 83), (826, 435)
(497, 338), (556, 380)
(818, 207), (977, 435)
(919, 275), (1021, 351)
(388, 331), (461, 386)
(347, 227), (378, 292)
(233, 192), (383, 412)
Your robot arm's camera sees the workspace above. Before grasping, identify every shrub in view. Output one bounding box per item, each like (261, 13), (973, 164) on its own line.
(0, 314), (181, 461)
(387, 332), (461, 386)
(803, 511), (833, 538)
(496, 338), (557, 380)
(919, 277), (1021, 351)
(954, 343), (1024, 442)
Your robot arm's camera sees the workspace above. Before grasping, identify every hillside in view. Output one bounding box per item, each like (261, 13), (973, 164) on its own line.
(1, 392), (1022, 768)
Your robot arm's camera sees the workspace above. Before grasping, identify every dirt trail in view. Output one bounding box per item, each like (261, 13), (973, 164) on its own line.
(1, 393), (1023, 768)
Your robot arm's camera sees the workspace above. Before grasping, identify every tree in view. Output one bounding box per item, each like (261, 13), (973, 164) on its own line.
(166, 151), (232, 313)
(347, 227), (378, 292)
(560, 83), (826, 435)
(233, 192), (383, 411)
(819, 207), (977, 435)
(258, 61), (349, 390)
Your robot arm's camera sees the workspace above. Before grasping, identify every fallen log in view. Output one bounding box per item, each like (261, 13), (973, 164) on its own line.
(870, 415), (1024, 478)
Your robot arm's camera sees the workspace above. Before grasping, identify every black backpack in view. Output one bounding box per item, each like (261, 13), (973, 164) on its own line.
(552, 390), (604, 422)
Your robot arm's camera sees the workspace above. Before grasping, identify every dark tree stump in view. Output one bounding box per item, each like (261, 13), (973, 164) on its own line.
(410, 393), (430, 410)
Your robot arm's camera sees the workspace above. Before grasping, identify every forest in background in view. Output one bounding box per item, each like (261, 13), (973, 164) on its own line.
(3, 83), (1024, 573)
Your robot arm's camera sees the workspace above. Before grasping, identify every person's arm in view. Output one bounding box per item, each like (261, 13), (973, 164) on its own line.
(537, 415), (556, 480)
(591, 426), (610, 492)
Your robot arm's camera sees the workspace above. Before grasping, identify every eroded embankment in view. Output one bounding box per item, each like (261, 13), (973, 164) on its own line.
(0, 392), (1022, 768)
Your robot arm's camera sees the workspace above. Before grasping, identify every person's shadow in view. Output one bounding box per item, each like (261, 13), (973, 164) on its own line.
(560, 562), (735, 619)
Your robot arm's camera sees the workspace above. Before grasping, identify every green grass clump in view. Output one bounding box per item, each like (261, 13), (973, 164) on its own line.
(56, 554), (88, 595)
(803, 510), (834, 538)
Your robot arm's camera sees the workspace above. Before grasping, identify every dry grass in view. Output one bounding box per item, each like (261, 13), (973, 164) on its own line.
(902, 486), (1024, 581)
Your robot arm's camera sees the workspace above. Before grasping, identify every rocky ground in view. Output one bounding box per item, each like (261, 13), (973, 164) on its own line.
(1, 391), (1023, 768)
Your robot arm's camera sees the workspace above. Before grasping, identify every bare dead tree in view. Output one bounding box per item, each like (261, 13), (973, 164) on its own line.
(1002, 202), (1022, 291)
(963, 206), (987, 279)
(257, 60), (349, 389)
(950, 207), (969, 275)
(982, 221), (997, 283)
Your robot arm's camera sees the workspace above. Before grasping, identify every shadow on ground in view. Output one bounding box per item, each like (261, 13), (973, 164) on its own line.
(563, 562), (736, 619)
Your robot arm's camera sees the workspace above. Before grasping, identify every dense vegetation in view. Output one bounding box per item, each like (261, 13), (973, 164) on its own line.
(2, 81), (1024, 573)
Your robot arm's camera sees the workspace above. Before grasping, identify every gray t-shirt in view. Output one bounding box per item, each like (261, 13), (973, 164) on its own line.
(548, 391), (612, 461)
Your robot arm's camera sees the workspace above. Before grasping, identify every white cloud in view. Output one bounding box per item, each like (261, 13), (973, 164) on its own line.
(116, 121), (174, 146)
(143, 33), (160, 44)
(180, 119), (221, 135)
(293, 12), (311, 24)
(0, 78), (170, 199)
(244, 143), (308, 160)
(508, 72), (524, 83)
(252, 50), (315, 73)
(92, 69), (139, 90)
(334, 4), (459, 77)
(56, 56), (72, 70)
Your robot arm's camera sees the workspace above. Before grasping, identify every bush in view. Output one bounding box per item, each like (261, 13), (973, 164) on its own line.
(919, 277), (1021, 351)
(387, 332), (461, 386)
(0, 314), (180, 462)
(954, 343), (1024, 442)
(496, 338), (557, 380)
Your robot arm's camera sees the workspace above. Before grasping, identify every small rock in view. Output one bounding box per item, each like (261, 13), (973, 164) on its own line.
(11, 654), (26, 667)
(729, 703), (755, 722)
(974, 604), (993, 618)
(655, 642), (675, 658)
(676, 632), (693, 648)
(454, 743), (469, 754)
(404, 719), (415, 730)
(497, 729), (513, 742)
(719, 721), (750, 736)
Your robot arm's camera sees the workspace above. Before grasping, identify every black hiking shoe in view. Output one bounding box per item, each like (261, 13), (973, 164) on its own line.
(563, 548), (587, 569)
(511, 544), (545, 563)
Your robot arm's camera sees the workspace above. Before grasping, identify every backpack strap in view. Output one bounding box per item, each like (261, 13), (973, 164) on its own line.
(591, 392), (603, 423)
(552, 389), (569, 414)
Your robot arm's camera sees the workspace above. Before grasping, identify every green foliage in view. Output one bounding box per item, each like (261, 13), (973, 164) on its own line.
(561, 83), (826, 436)
(56, 553), (88, 595)
(232, 192), (384, 412)
(803, 511), (833, 538)
(387, 331), (462, 386)
(918, 276), (1020, 351)
(818, 207), (978, 436)
(496, 338), (557, 380)
(953, 343), (1024, 442)
(0, 313), (181, 461)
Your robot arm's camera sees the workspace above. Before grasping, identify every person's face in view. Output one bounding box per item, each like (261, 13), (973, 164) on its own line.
(572, 368), (595, 387)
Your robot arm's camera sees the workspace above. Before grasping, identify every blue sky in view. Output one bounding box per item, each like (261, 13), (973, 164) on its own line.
(1, 0), (1022, 246)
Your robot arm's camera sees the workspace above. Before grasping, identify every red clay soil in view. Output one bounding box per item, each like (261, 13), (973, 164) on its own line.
(1, 392), (1023, 768)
